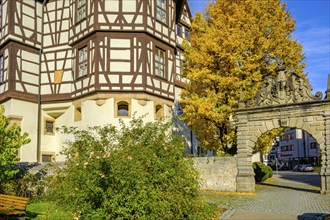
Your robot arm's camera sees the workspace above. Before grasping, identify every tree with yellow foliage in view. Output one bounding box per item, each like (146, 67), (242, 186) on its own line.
(254, 128), (284, 161)
(180, 0), (305, 154)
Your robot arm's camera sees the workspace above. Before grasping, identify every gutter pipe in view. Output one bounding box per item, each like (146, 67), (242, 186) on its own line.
(37, 0), (47, 162)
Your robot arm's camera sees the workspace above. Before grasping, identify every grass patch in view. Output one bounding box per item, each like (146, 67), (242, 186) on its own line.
(200, 182), (268, 213)
(25, 200), (72, 220)
(200, 190), (254, 210)
(25, 199), (219, 220)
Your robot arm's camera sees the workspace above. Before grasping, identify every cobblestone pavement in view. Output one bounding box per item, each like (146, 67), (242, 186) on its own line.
(217, 171), (330, 219)
(239, 172), (329, 214)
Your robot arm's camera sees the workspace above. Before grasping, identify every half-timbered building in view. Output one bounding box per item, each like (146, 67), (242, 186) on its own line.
(0, 0), (195, 162)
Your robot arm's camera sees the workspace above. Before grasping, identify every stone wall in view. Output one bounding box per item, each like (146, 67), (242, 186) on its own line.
(193, 157), (237, 192)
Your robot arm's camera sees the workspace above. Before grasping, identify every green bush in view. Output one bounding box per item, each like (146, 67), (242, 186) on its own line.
(252, 162), (273, 182)
(0, 106), (30, 188)
(2, 172), (46, 198)
(47, 118), (213, 219)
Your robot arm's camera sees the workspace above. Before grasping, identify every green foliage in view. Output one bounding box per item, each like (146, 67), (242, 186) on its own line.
(0, 105), (30, 187)
(48, 118), (213, 219)
(2, 172), (46, 198)
(252, 162), (273, 182)
(253, 128), (284, 155)
(180, 0), (305, 153)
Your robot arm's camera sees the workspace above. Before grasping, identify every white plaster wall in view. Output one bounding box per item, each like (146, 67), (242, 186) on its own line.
(2, 92), (195, 162)
(39, 97), (169, 161)
(2, 99), (38, 162)
(40, 103), (73, 161)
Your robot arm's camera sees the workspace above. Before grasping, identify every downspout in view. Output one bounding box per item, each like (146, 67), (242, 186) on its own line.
(37, 0), (47, 162)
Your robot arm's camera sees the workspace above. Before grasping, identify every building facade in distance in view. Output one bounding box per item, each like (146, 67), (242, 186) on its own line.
(268, 128), (320, 169)
(0, 0), (195, 162)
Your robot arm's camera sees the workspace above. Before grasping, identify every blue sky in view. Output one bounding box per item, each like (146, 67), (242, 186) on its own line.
(187, 0), (330, 95)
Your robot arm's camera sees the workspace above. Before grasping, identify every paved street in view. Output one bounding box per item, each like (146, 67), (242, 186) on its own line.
(220, 171), (330, 219)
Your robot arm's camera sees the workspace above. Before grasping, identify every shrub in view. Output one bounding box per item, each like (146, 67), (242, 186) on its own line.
(1, 163), (47, 197)
(0, 105), (30, 188)
(2, 173), (46, 198)
(47, 118), (212, 219)
(252, 162), (273, 182)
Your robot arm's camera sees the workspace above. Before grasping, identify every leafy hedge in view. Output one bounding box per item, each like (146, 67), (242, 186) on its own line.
(47, 118), (214, 219)
(0, 106), (30, 187)
(252, 162), (273, 182)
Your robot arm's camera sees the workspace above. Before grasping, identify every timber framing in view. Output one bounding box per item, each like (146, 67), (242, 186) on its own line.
(0, 0), (192, 162)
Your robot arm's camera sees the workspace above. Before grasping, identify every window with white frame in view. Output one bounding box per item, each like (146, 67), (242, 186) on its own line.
(177, 24), (182, 37)
(185, 28), (190, 41)
(156, 0), (166, 23)
(176, 52), (183, 76)
(155, 47), (165, 78)
(281, 145), (294, 152)
(0, 55), (3, 82)
(281, 133), (294, 141)
(77, 0), (86, 23)
(78, 47), (87, 77)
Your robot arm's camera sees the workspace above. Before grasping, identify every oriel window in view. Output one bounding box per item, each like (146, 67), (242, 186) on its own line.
(156, 0), (166, 23)
(177, 24), (182, 37)
(185, 28), (190, 40)
(155, 48), (165, 78)
(78, 47), (87, 77)
(77, 0), (86, 22)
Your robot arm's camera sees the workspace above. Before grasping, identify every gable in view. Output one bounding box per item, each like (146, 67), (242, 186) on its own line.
(176, 0), (192, 24)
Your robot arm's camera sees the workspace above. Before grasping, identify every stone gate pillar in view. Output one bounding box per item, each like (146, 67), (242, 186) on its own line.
(236, 112), (255, 192)
(321, 108), (330, 194)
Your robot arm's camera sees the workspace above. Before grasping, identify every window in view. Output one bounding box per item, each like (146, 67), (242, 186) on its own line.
(77, 0), (86, 23)
(45, 120), (54, 134)
(155, 47), (165, 78)
(177, 24), (182, 37)
(281, 133), (293, 141)
(117, 101), (129, 117)
(176, 53), (183, 76)
(281, 145), (294, 152)
(185, 28), (190, 40)
(0, 55), (3, 82)
(156, 0), (166, 23)
(42, 154), (53, 162)
(310, 142), (317, 149)
(78, 47), (87, 77)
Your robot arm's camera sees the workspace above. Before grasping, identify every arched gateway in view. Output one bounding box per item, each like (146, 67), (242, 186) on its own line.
(235, 67), (330, 194)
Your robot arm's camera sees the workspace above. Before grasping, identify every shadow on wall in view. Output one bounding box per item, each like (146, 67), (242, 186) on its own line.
(172, 101), (215, 157)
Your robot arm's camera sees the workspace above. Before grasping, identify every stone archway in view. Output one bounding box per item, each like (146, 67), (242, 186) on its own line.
(235, 67), (330, 194)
